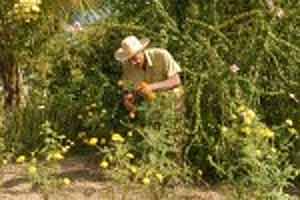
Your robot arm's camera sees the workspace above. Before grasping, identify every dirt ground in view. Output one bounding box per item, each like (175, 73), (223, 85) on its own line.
(0, 156), (228, 200)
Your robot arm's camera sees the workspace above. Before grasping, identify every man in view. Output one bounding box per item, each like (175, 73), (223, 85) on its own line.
(114, 35), (184, 117)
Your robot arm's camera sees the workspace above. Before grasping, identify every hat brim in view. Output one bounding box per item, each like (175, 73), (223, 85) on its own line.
(114, 38), (150, 62)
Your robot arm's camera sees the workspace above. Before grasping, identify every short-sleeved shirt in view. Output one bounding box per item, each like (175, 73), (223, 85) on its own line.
(121, 48), (182, 85)
(121, 48), (184, 110)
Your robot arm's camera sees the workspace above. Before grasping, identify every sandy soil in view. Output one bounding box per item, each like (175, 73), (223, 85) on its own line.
(0, 156), (227, 200)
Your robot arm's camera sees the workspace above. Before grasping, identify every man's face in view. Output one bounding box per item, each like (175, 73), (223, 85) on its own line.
(128, 52), (145, 69)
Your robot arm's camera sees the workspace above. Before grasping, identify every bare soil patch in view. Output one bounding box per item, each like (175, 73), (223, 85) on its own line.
(0, 156), (229, 200)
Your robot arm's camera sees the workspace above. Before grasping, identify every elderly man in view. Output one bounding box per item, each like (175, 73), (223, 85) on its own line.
(114, 36), (184, 117)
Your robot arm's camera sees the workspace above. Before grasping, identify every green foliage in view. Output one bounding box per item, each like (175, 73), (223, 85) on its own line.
(208, 105), (299, 199)
(1, 0), (299, 198)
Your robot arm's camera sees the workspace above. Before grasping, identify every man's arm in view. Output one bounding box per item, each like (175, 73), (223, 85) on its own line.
(136, 74), (181, 97)
(148, 49), (182, 92)
(149, 74), (181, 92)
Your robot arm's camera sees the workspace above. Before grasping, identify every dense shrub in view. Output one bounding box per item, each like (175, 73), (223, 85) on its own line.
(1, 0), (299, 198)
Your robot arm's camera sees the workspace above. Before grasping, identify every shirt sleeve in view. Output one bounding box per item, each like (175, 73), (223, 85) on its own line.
(161, 49), (182, 77)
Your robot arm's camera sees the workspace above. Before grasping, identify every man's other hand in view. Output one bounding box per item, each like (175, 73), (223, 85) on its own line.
(136, 82), (156, 101)
(123, 93), (136, 112)
(136, 82), (152, 96)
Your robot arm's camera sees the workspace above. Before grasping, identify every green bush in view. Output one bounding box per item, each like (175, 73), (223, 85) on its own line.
(1, 0), (299, 198)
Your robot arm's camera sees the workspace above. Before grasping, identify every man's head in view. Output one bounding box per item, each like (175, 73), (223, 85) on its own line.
(127, 51), (145, 68)
(114, 36), (150, 68)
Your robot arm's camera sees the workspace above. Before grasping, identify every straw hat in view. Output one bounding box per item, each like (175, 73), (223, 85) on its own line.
(114, 36), (150, 62)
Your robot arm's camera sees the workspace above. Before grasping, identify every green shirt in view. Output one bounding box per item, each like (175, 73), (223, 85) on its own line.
(121, 48), (182, 86)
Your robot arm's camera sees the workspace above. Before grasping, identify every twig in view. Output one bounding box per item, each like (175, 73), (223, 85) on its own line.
(217, 10), (262, 30)
(187, 19), (231, 45)
(267, 31), (300, 53)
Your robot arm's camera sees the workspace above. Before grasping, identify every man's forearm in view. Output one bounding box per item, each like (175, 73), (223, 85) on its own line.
(150, 74), (181, 92)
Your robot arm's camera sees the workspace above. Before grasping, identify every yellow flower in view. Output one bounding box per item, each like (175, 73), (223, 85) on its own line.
(256, 150), (262, 158)
(271, 148), (277, 153)
(100, 160), (109, 169)
(2, 159), (8, 165)
(31, 5), (40, 12)
(127, 131), (133, 137)
(243, 110), (256, 125)
(288, 128), (297, 135)
(62, 146), (70, 153)
(112, 133), (125, 143)
(24, 7), (31, 13)
(46, 154), (52, 161)
(108, 155), (114, 162)
(88, 137), (98, 146)
(221, 126), (228, 133)
(63, 178), (71, 186)
(244, 117), (252, 125)
(129, 166), (137, 174)
(246, 109), (256, 120)
(62, 147), (67, 153)
(71, 68), (84, 81)
(263, 128), (274, 139)
(155, 173), (164, 183)
(241, 126), (251, 135)
(78, 131), (87, 138)
(31, 158), (37, 163)
(142, 177), (150, 185)
(38, 105), (45, 110)
(197, 170), (203, 176)
(285, 119), (293, 126)
(126, 153), (135, 159)
(231, 114), (237, 120)
(88, 111), (93, 117)
(100, 138), (106, 145)
(16, 155), (26, 163)
(53, 152), (64, 161)
(28, 166), (37, 175)
(146, 170), (153, 177)
(117, 80), (124, 87)
(237, 105), (247, 113)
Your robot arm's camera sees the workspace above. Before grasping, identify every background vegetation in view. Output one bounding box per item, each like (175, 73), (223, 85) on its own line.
(0, 0), (299, 199)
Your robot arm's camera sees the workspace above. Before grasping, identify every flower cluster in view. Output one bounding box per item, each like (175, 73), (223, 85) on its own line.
(71, 68), (84, 82)
(13, 0), (42, 23)
(238, 106), (256, 125)
(111, 133), (125, 143)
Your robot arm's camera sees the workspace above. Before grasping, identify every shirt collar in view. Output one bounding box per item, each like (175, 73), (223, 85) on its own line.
(144, 49), (153, 67)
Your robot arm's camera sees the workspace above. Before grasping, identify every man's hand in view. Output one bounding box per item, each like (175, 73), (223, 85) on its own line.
(123, 93), (136, 112)
(136, 81), (152, 95)
(136, 81), (156, 101)
(123, 93), (137, 119)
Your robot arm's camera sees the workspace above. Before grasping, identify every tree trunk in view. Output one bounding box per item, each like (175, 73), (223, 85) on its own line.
(0, 56), (22, 110)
